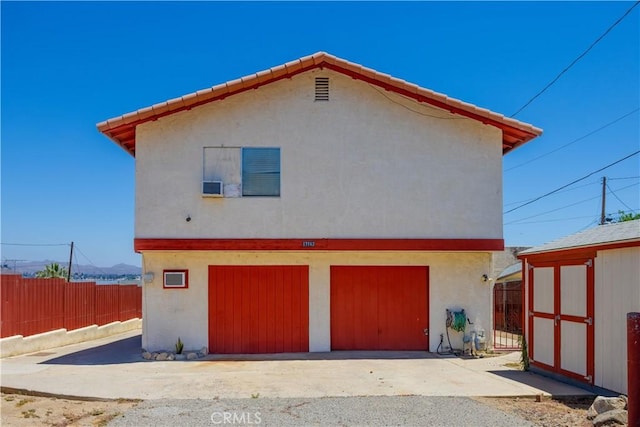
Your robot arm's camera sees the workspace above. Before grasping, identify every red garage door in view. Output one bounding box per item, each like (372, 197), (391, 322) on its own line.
(208, 266), (309, 354)
(331, 266), (429, 350)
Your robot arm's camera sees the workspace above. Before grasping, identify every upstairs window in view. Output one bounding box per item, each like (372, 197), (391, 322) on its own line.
(203, 146), (281, 198)
(242, 147), (280, 197)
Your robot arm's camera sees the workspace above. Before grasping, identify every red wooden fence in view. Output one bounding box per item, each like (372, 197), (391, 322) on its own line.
(0, 274), (142, 338)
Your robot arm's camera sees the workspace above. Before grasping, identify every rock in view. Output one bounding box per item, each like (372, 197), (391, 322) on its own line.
(592, 409), (627, 426)
(187, 352), (198, 360)
(166, 353), (175, 361)
(142, 351), (152, 360)
(589, 396), (627, 417)
(587, 405), (599, 420)
(197, 352), (204, 358)
(200, 347), (208, 356)
(155, 352), (169, 361)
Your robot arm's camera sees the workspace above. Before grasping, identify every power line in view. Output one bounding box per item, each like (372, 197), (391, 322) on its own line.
(506, 182), (638, 224)
(606, 182), (634, 211)
(510, 1), (640, 117)
(505, 193), (602, 224)
(368, 84), (467, 120)
(73, 251), (81, 277)
(609, 176), (640, 181)
(504, 214), (603, 226)
(73, 245), (112, 277)
(505, 108), (639, 172)
(503, 179), (600, 207)
(576, 217), (601, 233)
(504, 150), (640, 214)
(0, 242), (70, 247)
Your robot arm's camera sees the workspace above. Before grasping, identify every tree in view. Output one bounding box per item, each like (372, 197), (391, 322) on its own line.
(35, 262), (68, 279)
(614, 210), (640, 223)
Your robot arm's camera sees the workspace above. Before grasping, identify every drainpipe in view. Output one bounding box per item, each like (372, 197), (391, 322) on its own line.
(628, 312), (640, 427)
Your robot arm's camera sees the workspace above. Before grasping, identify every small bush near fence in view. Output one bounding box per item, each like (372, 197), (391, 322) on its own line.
(0, 274), (142, 338)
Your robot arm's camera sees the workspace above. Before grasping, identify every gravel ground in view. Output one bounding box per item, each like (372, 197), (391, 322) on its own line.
(475, 395), (595, 427)
(108, 396), (534, 427)
(0, 392), (139, 427)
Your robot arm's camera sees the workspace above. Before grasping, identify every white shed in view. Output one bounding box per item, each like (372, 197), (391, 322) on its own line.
(518, 219), (640, 394)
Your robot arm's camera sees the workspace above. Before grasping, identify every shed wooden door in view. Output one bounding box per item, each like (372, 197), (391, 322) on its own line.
(208, 266), (309, 354)
(528, 259), (594, 383)
(330, 266), (429, 350)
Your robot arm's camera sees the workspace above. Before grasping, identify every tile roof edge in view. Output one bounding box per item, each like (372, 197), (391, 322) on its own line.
(96, 51), (543, 154)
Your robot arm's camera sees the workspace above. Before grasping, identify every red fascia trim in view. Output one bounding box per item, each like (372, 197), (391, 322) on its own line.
(104, 60), (537, 156)
(104, 63), (320, 156)
(134, 238), (504, 252)
(517, 240), (640, 263)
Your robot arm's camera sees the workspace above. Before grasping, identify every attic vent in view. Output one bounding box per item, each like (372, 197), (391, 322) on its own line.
(315, 77), (329, 101)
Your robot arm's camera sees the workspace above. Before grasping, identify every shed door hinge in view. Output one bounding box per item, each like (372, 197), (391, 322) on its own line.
(584, 259), (593, 267)
(584, 317), (593, 325)
(584, 375), (593, 383)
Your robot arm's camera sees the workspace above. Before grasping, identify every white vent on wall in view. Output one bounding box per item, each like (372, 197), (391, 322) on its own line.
(315, 77), (329, 101)
(203, 181), (223, 197)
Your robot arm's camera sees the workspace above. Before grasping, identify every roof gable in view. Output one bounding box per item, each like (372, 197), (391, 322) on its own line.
(97, 51), (542, 157)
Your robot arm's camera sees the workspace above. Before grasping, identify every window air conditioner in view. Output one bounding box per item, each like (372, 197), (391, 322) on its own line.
(164, 271), (187, 288)
(203, 181), (223, 197)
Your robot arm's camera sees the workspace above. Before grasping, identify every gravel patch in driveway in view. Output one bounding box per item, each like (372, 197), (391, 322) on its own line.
(110, 396), (534, 426)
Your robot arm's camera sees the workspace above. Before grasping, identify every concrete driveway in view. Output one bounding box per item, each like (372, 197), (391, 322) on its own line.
(0, 330), (590, 400)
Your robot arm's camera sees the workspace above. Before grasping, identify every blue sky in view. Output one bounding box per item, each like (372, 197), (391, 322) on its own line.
(1, 1), (639, 268)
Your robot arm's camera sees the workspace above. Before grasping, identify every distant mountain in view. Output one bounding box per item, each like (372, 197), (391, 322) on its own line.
(5, 260), (141, 276)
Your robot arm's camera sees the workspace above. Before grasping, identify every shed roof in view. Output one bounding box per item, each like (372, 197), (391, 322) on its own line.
(519, 219), (640, 255)
(496, 262), (523, 282)
(97, 51), (542, 157)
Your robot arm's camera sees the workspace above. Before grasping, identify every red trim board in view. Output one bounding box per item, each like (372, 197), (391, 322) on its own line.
(134, 238), (504, 252)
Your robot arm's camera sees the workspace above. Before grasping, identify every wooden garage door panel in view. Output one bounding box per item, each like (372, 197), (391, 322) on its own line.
(330, 267), (379, 349)
(379, 267), (428, 349)
(331, 266), (429, 351)
(208, 266), (309, 354)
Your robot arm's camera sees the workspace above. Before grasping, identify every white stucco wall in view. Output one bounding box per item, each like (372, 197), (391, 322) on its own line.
(134, 69), (503, 240)
(594, 246), (640, 394)
(140, 251), (493, 353)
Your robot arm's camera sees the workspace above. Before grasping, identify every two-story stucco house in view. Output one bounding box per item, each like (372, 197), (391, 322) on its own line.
(98, 52), (542, 354)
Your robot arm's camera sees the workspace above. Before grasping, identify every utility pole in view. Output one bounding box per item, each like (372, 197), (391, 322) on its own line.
(600, 176), (607, 225)
(67, 241), (74, 282)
